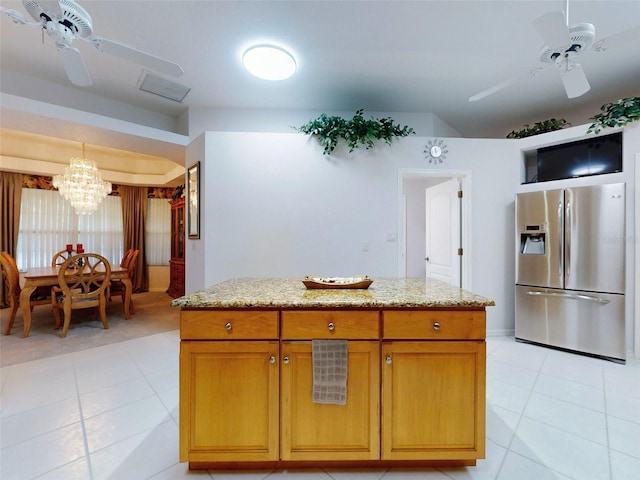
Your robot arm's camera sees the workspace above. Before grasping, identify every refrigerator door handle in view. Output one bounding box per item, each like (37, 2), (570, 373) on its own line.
(558, 199), (563, 281)
(525, 290), (610, 305)
(565, 198), (571, 280)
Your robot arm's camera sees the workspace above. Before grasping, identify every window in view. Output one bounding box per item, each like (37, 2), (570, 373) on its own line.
(146, 198), (171, 265)
(16, 189), (171, 270)
(78, 196), (124, 264)
(16, 189), (123, 269)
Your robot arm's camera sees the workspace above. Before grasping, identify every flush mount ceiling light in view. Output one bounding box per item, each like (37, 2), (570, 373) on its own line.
(242, 45), (296, 80)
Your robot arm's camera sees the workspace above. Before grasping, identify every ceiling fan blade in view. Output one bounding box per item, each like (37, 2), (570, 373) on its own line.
(89, 36), (184, 78)
(533, 11), (571, 49)
(57, 44), (92, 86)
(560, 63), (590, 98)
(37, 0), (63, 17)
(469, 78), (517, 102)
(593, 25), (640, 51)
(0, 6), (38, 25)
(469, 68), (545, 102)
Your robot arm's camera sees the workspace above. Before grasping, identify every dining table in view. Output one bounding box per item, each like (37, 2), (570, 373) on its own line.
(19, 264), (132, 338)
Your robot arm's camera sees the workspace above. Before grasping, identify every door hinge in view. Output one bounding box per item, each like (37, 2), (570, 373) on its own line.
(458, 190), (463, 198)
(458, 248), (463, 256)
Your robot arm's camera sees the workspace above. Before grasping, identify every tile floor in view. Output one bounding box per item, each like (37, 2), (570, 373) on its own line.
(1, 333), (639, 480)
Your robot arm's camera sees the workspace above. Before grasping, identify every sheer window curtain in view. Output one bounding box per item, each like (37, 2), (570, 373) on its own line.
(1, 172), (23, 307)
(146, 198), (171, 265)
(16, 189), (123, 269)
(78, 196), (124, 266)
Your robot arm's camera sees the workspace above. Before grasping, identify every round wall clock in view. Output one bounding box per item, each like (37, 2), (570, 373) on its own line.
(424, 139), (448, 164)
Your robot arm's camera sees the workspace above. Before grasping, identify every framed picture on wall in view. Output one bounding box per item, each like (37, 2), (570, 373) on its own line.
(187, 161), (200, 239)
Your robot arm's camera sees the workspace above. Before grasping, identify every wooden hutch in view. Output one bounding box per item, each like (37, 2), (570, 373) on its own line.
(167, 197), (185, 298)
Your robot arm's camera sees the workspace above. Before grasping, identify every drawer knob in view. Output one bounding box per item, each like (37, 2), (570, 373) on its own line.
(328, 322), (335, 331)
(283, 356), (290, 364)
(224, 322), (232, 331)
(386, 356), (392, 364)
(433, 322), (440, 331)
(269, 356), (276, 364)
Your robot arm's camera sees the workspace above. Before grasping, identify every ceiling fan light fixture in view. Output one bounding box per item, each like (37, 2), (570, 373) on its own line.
(242, 45), (296, 81)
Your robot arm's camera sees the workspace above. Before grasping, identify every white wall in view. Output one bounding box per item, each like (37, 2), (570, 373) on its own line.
(193, 132), (519, 335)
(185, 134), (206, 296)
(148, 266), (169, 292)
(187, 108), (461, 139)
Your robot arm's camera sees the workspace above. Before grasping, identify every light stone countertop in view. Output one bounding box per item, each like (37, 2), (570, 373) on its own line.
(170, 277), (495, 309)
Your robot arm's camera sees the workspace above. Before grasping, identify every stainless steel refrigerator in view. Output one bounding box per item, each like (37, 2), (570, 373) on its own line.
(515, 183), (626, 362)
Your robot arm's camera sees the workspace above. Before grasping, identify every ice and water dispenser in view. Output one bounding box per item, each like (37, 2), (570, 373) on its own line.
(519, 225), (546, 255)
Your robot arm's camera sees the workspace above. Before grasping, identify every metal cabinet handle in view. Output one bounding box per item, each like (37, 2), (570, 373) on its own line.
(224, 322), (232, 331)
(283, 356), (290, 364)
(328, 322), (335, 331)
(269, 356), (276, 364)
(526, 290), (610, 304)
(433, 322), (440, 331)
(565, 198), (571, 280)
(386, 356), (392, 364)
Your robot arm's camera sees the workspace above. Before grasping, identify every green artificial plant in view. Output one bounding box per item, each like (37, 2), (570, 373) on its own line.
(506, 118), (570, 139)
(587, 97), (640, 134)
(295, 109), (415, 155)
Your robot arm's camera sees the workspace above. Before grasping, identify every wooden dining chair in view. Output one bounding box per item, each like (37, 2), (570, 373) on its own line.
(51, 253), (111, 338)
(1, 251), (52, 335)
(109, 249), (139, 314)
(52, 250), (73, 267)
(120, 248), (134, 267)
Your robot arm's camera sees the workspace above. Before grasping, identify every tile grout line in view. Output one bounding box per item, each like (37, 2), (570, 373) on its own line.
(491, 344), (548, 480)
(71, 351), (95, 480)
(602, 368), (613, 480)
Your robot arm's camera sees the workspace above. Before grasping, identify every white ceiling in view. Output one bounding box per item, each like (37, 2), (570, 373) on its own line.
(1, 0), (639, 170)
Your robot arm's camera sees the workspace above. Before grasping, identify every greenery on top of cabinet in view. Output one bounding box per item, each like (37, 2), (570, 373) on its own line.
(295, 109), (415, 155)
(506, 118), (570, 139)
(587, 97), (640, 134)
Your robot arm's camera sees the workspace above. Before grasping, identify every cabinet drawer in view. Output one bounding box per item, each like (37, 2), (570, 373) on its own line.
(181, 310), (279, 340)
(382, 310), (485, 340)
(281, 310), (379, 339)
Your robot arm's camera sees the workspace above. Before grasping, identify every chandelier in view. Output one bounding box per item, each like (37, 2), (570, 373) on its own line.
(52, 143), (112, 215)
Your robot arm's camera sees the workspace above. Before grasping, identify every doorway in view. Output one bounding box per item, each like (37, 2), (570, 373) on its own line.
(398, 169), (471, 290)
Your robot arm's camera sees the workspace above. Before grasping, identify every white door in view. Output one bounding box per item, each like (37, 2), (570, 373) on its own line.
(425, 178), (461, 287)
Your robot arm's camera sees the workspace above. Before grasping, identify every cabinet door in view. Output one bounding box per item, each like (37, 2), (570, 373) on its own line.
(180, 341), (279, 462)
(381, 341), (485, 461)
(280, 341), (380, 461)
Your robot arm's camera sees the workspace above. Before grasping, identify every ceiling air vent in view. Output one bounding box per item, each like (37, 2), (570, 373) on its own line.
(138, 71), (190, 102)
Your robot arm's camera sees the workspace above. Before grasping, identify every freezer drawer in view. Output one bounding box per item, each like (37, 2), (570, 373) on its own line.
(515, 286), (625, 362)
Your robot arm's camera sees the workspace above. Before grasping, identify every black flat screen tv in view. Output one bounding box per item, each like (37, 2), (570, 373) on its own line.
(537, 132), (622, 182)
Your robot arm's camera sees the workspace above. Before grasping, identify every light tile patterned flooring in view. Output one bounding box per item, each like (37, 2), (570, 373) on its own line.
(1, 333), (639, 479)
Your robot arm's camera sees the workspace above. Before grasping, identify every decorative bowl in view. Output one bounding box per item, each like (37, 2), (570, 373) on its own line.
(302, 275), (373, 290)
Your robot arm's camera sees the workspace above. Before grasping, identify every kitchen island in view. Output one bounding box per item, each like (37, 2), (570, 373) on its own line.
(172, 277), (495, 470)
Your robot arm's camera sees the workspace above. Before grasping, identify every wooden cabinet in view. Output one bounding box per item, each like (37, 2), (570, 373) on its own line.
(179, 307), (486, 468)
(180, 340), (279, 462)
(180, 310), (280, 463)
(167, 198), (185, 298)
(280, 310), (380, 461)
(381, 310), (486, 461)
(381, 341), (485, 460)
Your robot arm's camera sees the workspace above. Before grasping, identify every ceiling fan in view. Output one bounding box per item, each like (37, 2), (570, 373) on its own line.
(0, 0), (183, 87)
(469, 0), (640, 102)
